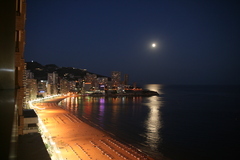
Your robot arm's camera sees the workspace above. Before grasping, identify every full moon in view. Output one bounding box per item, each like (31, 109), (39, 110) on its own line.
(152, 43), (156, 47)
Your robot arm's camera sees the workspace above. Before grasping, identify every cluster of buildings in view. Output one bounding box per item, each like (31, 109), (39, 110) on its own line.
(25, 68), (133, 102)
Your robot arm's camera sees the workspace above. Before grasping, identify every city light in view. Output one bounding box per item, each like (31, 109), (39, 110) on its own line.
(28, 94), (64, 160)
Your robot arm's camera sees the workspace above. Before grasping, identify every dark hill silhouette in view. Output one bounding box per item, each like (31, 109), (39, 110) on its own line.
(26, 61), (110, 81)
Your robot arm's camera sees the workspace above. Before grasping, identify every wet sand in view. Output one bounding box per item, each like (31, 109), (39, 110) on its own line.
(34, 96), (154, 160)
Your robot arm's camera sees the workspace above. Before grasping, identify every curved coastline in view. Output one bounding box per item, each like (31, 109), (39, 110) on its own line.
(35, 96), (155, 160)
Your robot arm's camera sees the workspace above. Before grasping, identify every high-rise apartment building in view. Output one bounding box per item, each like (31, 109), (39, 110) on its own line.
(111, 71), (121, 87)
(25, 69), (34, 79)
(47, 72), (58, 84)
(0, 0), (26, 158)
(47, 72), (59, 95)
(60, 78), (70, 94)
(25, 79), (38, 103)
(15, 0), (26, 136)
(85, 73), (97, 86)
(38, 80), (47, 97)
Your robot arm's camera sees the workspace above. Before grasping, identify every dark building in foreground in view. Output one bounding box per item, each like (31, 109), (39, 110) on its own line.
(1, 1), (21, 159)
(0, 1), (49, 159)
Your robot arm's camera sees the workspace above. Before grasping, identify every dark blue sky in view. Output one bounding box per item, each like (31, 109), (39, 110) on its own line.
(25, 0), (240, 85)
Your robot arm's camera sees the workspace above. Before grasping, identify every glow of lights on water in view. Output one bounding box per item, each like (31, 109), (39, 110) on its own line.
(145, 97), (162, 149)
(145, 84), (163, 95)
(99, 103), (105, 126)
(122, 97), (126, 104)
(100, 98), (105, 104)
(144, 84), (164, 150)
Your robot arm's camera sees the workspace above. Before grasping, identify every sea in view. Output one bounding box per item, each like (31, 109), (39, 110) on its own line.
(58, 84), (240, 160)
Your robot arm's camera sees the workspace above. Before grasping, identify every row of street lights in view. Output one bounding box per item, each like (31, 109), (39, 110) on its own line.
(29, 94), (64, 160)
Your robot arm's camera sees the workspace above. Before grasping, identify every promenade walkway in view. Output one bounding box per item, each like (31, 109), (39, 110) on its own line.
(34, 96), (154, 160)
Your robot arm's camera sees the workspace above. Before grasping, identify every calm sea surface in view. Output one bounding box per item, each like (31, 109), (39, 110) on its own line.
(58, 84), (240, 160)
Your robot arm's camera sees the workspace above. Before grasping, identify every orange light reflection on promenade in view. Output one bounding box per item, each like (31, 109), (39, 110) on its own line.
(29, 95), (154, 160)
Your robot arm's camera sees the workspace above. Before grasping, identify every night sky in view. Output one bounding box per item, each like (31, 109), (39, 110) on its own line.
(25, 0), (240, 85)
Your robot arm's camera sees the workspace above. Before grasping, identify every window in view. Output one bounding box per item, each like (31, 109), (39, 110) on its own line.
(15, 30), (21, 52)
(16, 0), (22, 16)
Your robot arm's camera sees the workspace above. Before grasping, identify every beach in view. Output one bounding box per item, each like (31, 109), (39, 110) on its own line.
(34, 96), (154, 160)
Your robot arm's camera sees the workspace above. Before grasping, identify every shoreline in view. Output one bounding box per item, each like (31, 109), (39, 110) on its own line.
(34, 96), (155, 160)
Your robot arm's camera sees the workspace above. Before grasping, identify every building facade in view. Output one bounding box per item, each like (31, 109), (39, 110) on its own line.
(60, 78), (70, 94)
(0, 0), (26, 159)
(23, 109), (38, 135)
(38, 80), (47, 97)
(15, 0), (26, 136)
(25, 69), (34, 79)
(47, 72), (58, 95)
(111, 71), (121, 87)
(25, 79), (38, 103)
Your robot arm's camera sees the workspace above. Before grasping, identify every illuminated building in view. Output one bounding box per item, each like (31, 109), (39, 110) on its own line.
(111, 71), (121, 87)
(97, 77), (108, 90)
(48, 71), (58, 84)
(69, 80), (77, 91)
(47, 72), (58, 95)
(25, 79), (38, 103)
(38, 80), (47, 97)
(83, 82), (92, 91)
(25, 69), (34, 79)
(25, 69), (38, 104)
(60, 78), (70, 94)
(85, 73), (97, 86)
(97, 77), (108, 84)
